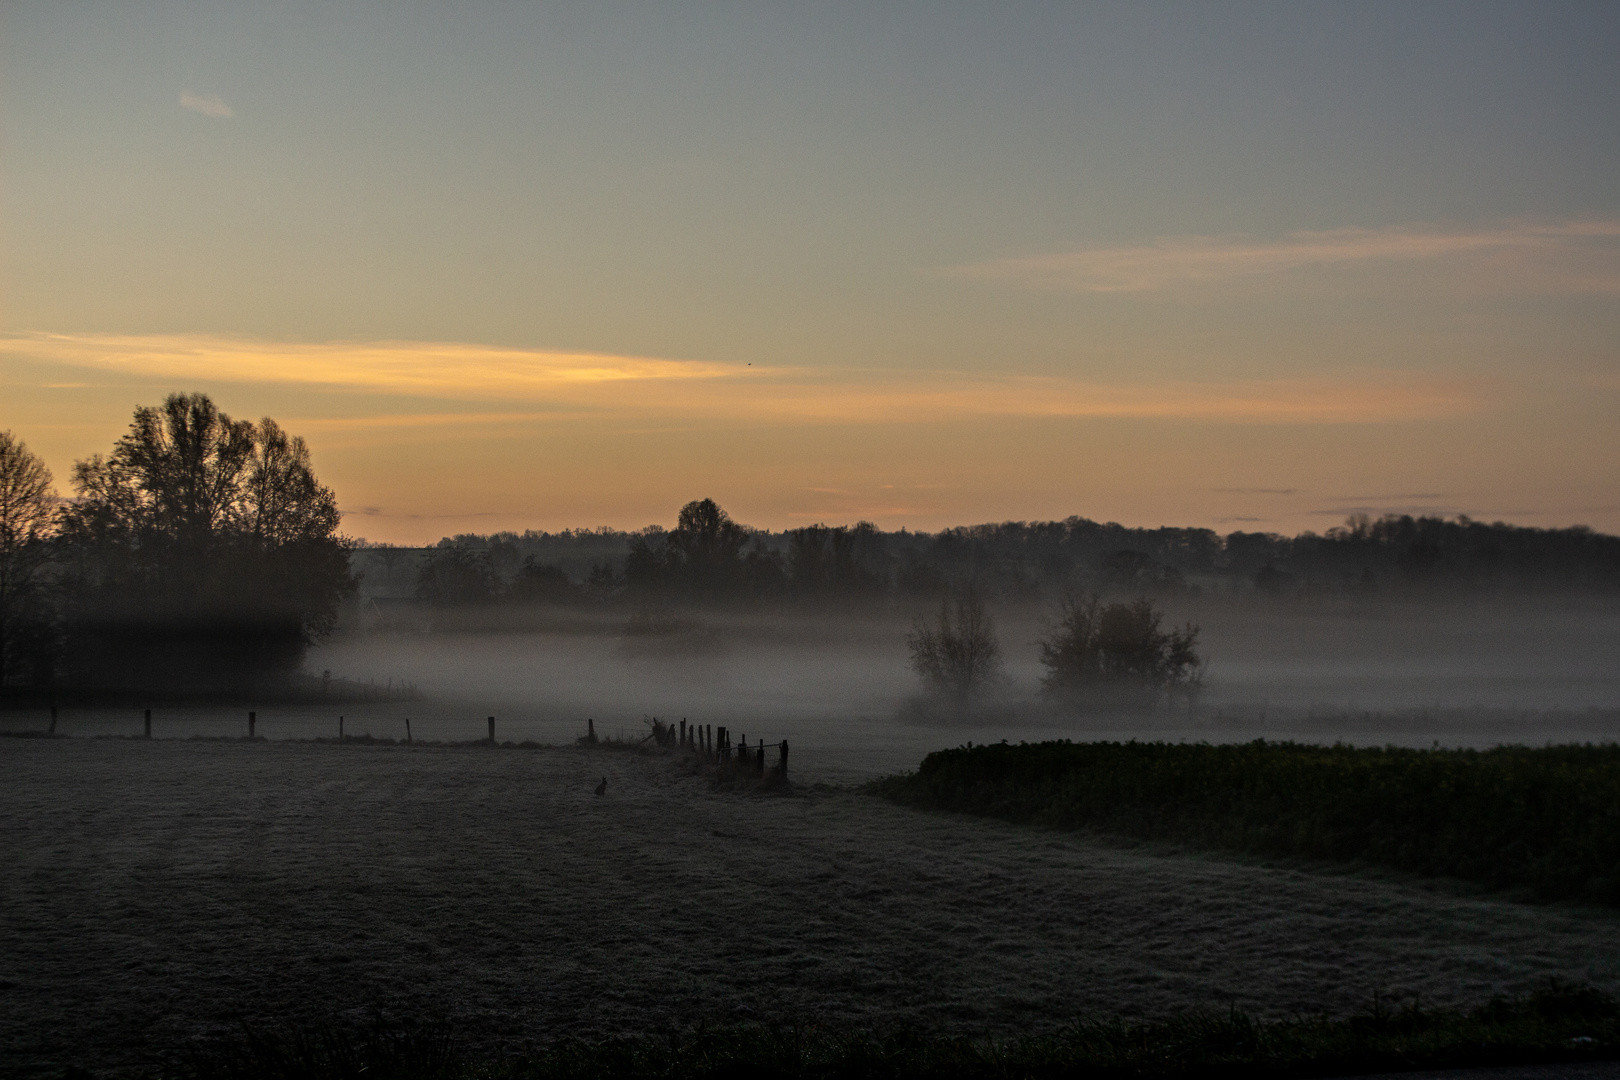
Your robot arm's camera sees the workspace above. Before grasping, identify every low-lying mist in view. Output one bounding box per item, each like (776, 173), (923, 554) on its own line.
(296, 593), (1620, 780)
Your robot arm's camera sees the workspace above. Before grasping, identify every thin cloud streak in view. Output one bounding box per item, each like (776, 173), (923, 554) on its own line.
(2, 333), (1493, 427)
(6, 333), (731, 394)
(287, 411), (583, 431)
(949, 220), (1620, 295)
(179, 92), (234, 118)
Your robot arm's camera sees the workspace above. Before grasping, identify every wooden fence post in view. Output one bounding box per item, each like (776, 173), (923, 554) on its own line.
(779, 739), (788, 778)
(587, 717), (596, 743)
(248, 711), (256, 739)
(679, 719), (686, 747)
(488, 715), (495, 743)
(144, 709), (151, 738)
(405, 717), (412, 744)
(339, 715), (344, 740)
(755, 741), (764, 776)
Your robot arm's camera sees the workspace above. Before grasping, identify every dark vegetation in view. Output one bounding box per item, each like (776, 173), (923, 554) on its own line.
(875, 739), (1620, 905)
(907, 588), (1004, 701)
(1038, 594), (1201, 701)
(358, 505), (1620, 615)
(183, 983), (1620, 1079)
(0, 429), (56, 689)
(0, 395), (354, 697)
(9, 406), (1619, 694)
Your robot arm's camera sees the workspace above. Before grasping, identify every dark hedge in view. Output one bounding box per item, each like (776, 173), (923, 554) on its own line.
(874, 739), (1620, 904)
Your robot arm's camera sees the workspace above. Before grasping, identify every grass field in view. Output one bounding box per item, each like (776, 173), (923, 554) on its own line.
(4, 737), (1620, 1078)
(189, 983), (1620, 1078)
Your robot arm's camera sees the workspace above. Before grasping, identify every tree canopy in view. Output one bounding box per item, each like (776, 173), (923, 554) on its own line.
(56, 393), (353, 689)
(1038, 593), (1201, 700)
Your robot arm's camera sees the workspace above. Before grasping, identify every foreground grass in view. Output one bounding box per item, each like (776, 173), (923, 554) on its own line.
(180, 984), (1619, 1079)
(872, 739), (1620, 905)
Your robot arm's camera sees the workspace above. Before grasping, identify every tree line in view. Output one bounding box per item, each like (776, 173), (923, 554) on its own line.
(395, 502), (1620, 612)
(0, 394), (354, 693)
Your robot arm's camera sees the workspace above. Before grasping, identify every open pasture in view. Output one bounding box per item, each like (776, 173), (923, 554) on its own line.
(4, 737), (1620, 1078)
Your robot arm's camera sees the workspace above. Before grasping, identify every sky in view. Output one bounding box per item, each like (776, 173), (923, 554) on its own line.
(2, 2), (1618, 544)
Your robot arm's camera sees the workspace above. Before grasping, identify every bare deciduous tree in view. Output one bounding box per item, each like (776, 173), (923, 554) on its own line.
(0, 431), (56, 687)
(907, 587), (1003, 700)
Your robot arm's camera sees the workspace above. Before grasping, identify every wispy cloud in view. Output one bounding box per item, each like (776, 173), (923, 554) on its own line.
(948, 220), (1620, 295)
(179, 91), (234, 118)
(4, 334), (730, 397)
(1, 333), (1494, 427)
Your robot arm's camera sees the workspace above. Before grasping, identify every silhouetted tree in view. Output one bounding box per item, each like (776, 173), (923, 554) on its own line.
(416, 539), (498, 606)
(623, 498), (782, 601)
(586, 560), (622, 602)
(907, 587), (1003, 700)
(1039, 593), (1201, 698)
(0, 432), (57, 688)
(56, 393), (353, 689)
(508, 556), (581, 605)
(669, 498), (747, 593)
(787, 522), (887, 598)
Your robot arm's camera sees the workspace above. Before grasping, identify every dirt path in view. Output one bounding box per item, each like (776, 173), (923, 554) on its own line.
(4, 737), (1619, 1078)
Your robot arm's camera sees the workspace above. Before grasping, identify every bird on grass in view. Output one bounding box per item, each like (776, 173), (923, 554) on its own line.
(594, 776), (607, 796)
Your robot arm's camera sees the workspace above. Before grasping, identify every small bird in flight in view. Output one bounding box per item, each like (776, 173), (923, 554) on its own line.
(594, 776), (607, 796)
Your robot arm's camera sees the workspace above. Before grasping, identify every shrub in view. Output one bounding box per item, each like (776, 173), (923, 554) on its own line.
(1039, 593), (1201, 698)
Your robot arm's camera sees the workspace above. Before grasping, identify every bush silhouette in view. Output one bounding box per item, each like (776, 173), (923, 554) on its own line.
(1039, 593), (1201, 699)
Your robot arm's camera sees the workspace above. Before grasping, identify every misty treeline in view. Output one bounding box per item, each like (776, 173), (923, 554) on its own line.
(0, 395), (353, 693)
(376, 500), (1620, 612)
